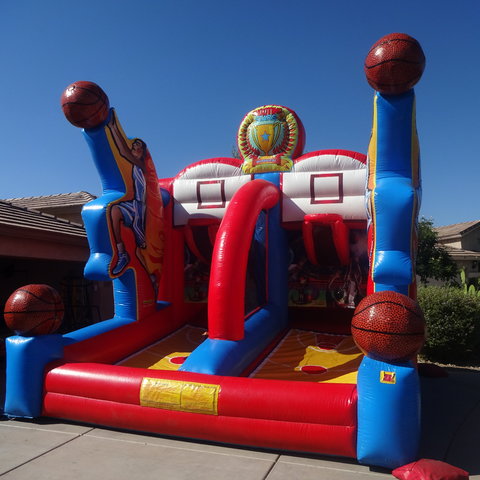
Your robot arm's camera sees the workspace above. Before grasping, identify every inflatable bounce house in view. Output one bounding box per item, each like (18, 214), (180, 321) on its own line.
(4, 33), (427, 469)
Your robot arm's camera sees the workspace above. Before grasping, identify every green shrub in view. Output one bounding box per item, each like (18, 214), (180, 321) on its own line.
(417, 286), (480, 364)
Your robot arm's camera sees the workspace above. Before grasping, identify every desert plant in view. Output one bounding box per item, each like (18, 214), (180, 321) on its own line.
(418, 285), (480, 363)
(460, 268), (480, 297)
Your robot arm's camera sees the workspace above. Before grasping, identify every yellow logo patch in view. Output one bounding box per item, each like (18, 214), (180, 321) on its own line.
(380, 371), (396, 384)
(140, 378), (220, 415)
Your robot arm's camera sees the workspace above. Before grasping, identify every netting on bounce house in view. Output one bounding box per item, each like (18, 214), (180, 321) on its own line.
(4, 33), (427, 470)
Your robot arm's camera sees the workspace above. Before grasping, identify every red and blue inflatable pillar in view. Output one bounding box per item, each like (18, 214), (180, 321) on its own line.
(357, 89), (422, 468)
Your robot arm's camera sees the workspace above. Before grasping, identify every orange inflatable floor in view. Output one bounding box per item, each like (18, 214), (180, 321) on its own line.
(117, 325), (207, 371)
(117, 326), (363, 383)
(250, 329), (363, 384)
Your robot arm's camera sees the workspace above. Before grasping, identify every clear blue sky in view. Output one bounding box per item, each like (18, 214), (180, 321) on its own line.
(0, 1), (478, 227)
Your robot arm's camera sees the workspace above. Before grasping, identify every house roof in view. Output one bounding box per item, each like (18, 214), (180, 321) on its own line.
(442, 244), (480, 260)
(435, 220), (480, 240)
(3, 191), (96, 210)
(0, 200), (86, 238)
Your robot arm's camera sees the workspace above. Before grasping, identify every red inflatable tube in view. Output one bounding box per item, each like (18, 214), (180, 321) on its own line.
(184, 218), (220, 265)
(63, 309), (176, 364)
(303, 214), (350, 266)
(43, 393), (357, 458)
(208, 179), (280, 340)
(44, 363), (357, 427)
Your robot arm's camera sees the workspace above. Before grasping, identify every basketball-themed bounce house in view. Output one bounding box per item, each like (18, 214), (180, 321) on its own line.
(4, 33), (427, 469)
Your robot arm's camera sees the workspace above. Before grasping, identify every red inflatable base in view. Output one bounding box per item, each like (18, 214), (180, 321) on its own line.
(44, 362), (358, 458)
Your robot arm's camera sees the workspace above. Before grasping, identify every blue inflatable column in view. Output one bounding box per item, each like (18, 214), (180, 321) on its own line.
(366, 90), (421, 296)
(357, 357), (421, 468)
(4, 335), (66, 418)
(358, 90), (422, 468)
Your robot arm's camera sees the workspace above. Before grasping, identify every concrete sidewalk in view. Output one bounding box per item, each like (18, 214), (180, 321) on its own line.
(1, 365), (479, 479)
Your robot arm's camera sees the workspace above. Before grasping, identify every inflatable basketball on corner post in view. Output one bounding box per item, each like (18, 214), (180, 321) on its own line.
(352, 291), (425, 362)
(364, 33), (425, 95)
(61, 81), (110, 129)
(4, 284), (64, 336)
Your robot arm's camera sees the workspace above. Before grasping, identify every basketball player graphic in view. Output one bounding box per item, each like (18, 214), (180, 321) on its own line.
(106, 113), (150, 278)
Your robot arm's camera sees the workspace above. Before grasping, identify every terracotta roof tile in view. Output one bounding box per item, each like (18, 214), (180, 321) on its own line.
(442, 244), (480, 259)
(0, 201), (86, 238)
(3, 191), (96, 210)
(435, 220), (480, 239)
